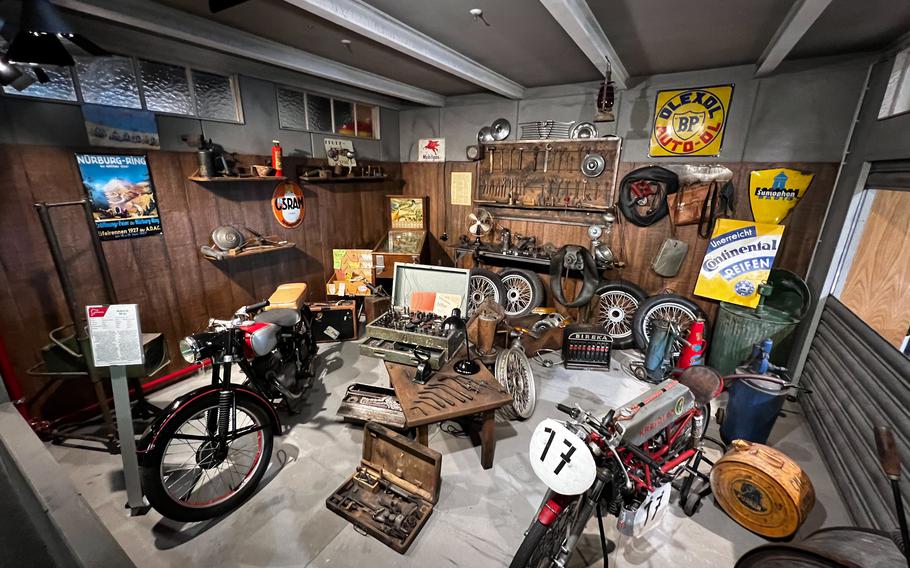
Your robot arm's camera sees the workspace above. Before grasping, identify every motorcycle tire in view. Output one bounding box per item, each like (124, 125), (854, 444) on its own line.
(631, 293), (707, 354)
(500, 268), (545, 317)
(591, 279), (647, 350)
(468, 268), (506, 316)
(140, 394), (274, 522)
(510, 497), (580, 568)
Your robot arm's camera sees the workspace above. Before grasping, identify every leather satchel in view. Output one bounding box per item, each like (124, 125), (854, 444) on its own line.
(669, 181), (713, 226)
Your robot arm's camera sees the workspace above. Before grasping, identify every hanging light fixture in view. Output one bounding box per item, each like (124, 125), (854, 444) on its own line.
(594, 58), (615, 123)
(6, 0), (108, 67)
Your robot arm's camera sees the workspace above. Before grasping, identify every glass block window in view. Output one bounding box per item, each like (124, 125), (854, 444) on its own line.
(192, 70), (237, 121)
(277, 87), (307, 130)
(333, 99), (354, 136)
(307, 93), (332, 133)
(355, 103), (375, 138)
(76, 56), (142, 109)
(1, 65), (77, 101)
(139, 60), (193, 115)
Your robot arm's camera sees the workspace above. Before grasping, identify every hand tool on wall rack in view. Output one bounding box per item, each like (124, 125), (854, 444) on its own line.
(489, 147), (495, 174)
(543, 144), (552, 173)
(517, 147), (524, 171)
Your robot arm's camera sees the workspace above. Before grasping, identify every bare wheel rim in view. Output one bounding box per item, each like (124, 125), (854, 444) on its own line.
(468, 274), (501, 315)
(495, 347), (535, 419)
(642, 302), (698, 355)
(501, 274), (534, 316)
(596, 290), (639, 340)
(159, 404), (266, 509)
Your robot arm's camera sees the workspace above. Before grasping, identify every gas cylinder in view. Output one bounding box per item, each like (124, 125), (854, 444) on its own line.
(677, 318), (706, 369)
(271, 140), (283, 177)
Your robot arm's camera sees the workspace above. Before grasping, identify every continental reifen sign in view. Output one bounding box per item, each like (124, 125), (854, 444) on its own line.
(272, 181), (305, 228)
(649, 85), (733, 157)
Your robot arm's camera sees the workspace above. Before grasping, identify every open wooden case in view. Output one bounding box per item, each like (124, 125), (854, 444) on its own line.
(326, 422), (442, 553)
(372, 196), (428, 278)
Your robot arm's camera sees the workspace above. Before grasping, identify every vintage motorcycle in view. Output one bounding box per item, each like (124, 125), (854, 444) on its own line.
(138, 297), (318, 521)
(511, 367), (722, 568)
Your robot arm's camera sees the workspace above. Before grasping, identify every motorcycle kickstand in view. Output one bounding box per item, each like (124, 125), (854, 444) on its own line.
(595, 503), (615, 566)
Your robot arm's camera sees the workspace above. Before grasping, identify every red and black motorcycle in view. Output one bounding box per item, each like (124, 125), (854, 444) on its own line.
(137, 298), (317, 521)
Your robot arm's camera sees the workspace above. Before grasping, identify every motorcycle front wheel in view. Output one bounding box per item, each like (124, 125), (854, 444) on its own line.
(510, 497), (580, 568)
(140, 395), (274, 522)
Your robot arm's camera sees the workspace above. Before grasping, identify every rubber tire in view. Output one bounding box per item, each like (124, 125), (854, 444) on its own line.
(509, 520), (551, 568)
(619, 185), (669, 227)
(631, 293), (708, 351)
(140, 394), (274, 522)
(499, 268), (545, 317)
(591, 279), (647, 350)
(468, 268), (506, 316)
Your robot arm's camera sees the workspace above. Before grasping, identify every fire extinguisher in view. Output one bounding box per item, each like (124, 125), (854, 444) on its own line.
(677, 318), (706, 369)
(271, 140), (283, 177)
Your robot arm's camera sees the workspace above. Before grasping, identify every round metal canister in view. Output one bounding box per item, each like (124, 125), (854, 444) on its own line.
(711, 439), (815, 539)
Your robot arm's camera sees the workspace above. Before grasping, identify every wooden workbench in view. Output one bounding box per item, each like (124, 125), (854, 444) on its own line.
(385, 352), (512, 470)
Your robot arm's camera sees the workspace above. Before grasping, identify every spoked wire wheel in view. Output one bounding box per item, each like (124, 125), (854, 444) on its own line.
(468, 268), (505, 316)
(510, 497), (580, 568)
(631, 294), (707, 356)
(592, 280), (646, 350)
(141, 395), (274, 521)
(500, 269), (545, 317)
(495, 346), (536, 420)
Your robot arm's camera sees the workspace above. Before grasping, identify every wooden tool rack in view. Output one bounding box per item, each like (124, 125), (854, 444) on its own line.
(475, 137), (621, 213)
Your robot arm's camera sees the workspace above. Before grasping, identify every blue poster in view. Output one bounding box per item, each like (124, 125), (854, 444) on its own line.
(75, 153), (162, 240)
(83, 104), (160, 149)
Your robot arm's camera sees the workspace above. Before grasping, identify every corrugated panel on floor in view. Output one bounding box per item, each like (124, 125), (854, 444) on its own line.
(800, 296), (910, 530)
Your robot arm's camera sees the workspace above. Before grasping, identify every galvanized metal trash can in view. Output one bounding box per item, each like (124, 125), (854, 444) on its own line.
(708, 269), (810, 375)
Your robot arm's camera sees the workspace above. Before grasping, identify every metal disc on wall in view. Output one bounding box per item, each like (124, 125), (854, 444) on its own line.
(581, 153), (606, 177)
(491, 118), (511, 141)
(478, 126), (495, 144)
(212, 225), (245, 251)
(570, 122), (597, 139)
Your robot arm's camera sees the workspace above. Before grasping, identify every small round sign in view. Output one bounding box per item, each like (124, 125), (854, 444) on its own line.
(272, 181), (304, 228)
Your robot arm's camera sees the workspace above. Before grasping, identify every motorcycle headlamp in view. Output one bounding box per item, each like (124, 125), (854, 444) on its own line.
(179, 336), (202, 363)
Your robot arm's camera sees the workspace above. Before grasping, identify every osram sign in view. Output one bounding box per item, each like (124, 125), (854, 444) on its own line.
(272, 181), (305, 228)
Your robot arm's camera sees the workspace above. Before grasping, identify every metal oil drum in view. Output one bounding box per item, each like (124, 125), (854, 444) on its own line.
(708, 269), (810, 375)
(711, 439), (815, 539)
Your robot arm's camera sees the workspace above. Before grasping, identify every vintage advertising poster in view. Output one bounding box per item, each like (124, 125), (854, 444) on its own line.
(390, 197), (425, 229)
(749, 168), (814, 224)
(76, 153), (162, 241)
(649, 85), (733, 157)
(83, 104), (160, 149)
(694, 219), (786, 308)
(450, 171), (472, 206)
(323, 138), (357, 167)
(418, 138), (445, 162)
(272, 181), (305, 228)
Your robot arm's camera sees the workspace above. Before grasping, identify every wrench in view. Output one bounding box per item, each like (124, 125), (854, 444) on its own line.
(489, 148), (495, 174)
(543, 144), (552, 173)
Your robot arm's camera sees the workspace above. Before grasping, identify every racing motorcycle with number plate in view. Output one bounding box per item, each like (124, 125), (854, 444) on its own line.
(137, 299), (318, 521)
(511, 368), (722, 568)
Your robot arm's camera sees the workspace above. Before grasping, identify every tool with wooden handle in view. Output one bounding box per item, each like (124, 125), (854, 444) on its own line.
(875, 425), (910, 566)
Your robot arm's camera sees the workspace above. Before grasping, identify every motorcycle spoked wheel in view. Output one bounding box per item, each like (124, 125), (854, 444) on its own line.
(631, 294), (707, 355)
(494, 346), (536, 420)
(500, 269), (545, 317)
(591, 280), (647, 350)
(510, 497), (580, 568)
(140, 395), (274, 522)
(468, 268), (506, 316)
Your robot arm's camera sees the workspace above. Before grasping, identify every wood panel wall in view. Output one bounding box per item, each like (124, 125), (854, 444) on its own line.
(399, 160), (838, 320)
(0, 144), (400, 420)
(840, 189), (910, 347)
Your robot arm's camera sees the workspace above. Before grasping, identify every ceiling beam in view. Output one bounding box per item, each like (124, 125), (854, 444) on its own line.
(539, 0), (628, 89)
(282, 0), (525, 99)
(755, 0), (832, 77)
(51, 0), (446, 106)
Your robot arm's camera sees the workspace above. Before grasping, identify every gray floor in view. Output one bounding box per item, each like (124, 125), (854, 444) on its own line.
(48, 341), (852, 567)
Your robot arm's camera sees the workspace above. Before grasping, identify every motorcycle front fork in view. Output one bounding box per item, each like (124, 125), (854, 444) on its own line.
(555, 474), (613, 568)
(206, 363), (236, 448)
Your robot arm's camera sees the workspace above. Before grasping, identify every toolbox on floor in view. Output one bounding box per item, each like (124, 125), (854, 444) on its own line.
(336, 383), (406, 429)
(309, 300), (358, 342)
(326, 422), (441, 553)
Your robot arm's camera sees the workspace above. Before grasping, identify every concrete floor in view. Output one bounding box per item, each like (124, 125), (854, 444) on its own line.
(48, 341), (852, 567)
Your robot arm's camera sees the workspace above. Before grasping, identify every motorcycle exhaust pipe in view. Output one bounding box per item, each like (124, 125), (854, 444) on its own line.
(875, 425), (910, 567)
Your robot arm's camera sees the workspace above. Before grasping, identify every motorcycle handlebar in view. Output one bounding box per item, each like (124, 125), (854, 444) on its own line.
(244, 300), (270, 313)
(556, 403), (579, 418)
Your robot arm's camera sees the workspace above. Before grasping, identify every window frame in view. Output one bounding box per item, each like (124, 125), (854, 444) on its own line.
(275, 84), (380, 140)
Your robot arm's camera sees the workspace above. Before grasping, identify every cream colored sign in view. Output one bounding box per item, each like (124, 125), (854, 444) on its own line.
(451, 172), (473, 206)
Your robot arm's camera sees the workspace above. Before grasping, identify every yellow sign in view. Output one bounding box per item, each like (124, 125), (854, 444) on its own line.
(649, 85), (733, 157)
(451, 171), (473, 206)
(694, 219), (785, 308)
(749, 168), (814, 224)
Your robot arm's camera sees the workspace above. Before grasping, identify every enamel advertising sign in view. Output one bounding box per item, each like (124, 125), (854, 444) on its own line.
(749, 168), (814, 224)
(649, 85), (733, 157)
(694, 219), (785, 308)
(272, 181), (305, 228)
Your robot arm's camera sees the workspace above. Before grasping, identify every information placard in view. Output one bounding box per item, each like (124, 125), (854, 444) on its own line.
(86, 304), (144, 367)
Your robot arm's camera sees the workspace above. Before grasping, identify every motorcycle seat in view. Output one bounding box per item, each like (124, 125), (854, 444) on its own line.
(254, 308), (300, 328)
(264, 283), (308, 311)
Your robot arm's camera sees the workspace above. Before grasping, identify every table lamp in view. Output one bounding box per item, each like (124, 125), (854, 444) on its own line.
(442, 308), (479, 375)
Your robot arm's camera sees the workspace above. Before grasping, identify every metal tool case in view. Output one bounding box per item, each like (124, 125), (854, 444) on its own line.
(360, 263), (470, 369)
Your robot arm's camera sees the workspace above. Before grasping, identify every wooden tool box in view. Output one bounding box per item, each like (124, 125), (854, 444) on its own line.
(309, 300), (358, 342)
(326, 422), (441, 553)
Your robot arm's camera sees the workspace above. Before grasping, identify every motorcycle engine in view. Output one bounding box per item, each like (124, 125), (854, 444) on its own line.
(252, 350), (297, 396)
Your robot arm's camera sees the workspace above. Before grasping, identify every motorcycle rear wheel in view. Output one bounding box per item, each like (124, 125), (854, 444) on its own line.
(140, 395), (274, 522)
(510, 498), (579, 568)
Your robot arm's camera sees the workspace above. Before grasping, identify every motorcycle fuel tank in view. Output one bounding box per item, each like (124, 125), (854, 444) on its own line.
(614, 379), (694, 447)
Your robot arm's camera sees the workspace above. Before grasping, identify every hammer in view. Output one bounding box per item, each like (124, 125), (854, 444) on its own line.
(876, 425), (910, 566)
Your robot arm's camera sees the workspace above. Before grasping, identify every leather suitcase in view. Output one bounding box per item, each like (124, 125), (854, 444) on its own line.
(309, 300), (358, 342)
(326, 422), (441, 553)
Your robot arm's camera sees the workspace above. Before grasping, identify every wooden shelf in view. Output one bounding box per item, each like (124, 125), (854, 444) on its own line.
(202, 242), (295, 262)
(299, 175), (388, 183)
(188, 175), (287, 183)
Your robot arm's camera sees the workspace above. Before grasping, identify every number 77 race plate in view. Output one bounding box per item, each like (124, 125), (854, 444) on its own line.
(529, 419), (597, 496)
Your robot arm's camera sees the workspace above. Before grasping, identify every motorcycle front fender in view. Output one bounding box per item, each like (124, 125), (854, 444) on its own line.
(137, 384), (281, 465)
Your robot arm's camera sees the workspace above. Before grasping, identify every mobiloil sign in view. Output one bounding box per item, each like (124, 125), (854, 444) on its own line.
(694, 219), (785, 308)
